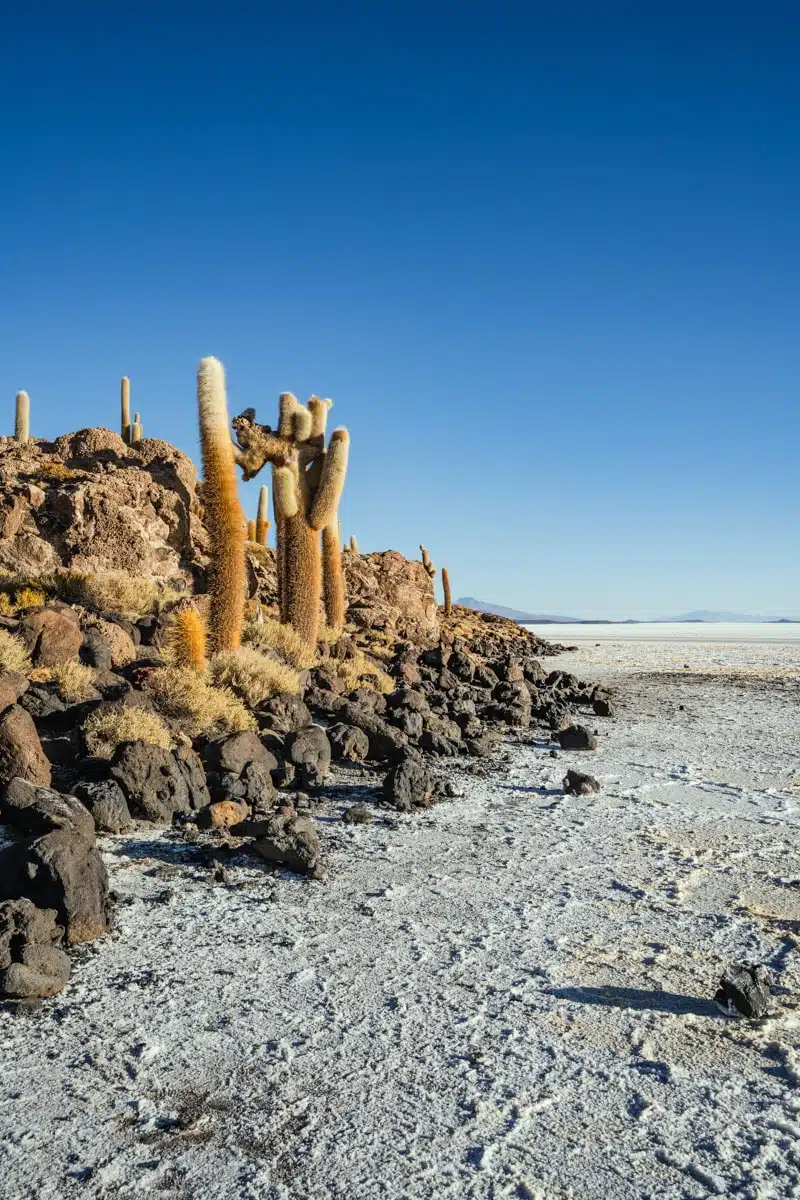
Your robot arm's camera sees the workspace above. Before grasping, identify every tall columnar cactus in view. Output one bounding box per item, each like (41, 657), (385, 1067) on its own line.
(14, 392), (30, 444)
(349, 534), (359, 554)
(231, 394), (349, 648)
(130, 412), (143, 444)
(441, 567), (452, 616)
(256, 485), (270, 546)
(121, 377), (131, 443)
(420, 544), (435, 578)
(197, 356), (246, 652)
(322, 516), (345, 634)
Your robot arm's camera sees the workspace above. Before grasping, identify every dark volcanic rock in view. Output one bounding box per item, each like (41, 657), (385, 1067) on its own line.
(240, 810), (322, 876)
(71, 778), (132, 833)
(0, 778), (95, 840)
(383, 755), (438, 812)
(593, 696), (615, 717)
(109, 741), (193, 823)
(0, 705), (52, 787)
(342, 804), (372, 825)
(715, 963), (773, 1019)
(0, 898), (71, 999)
(563, 769), (600, 796)
(202, 731), (271, 777)
(0, 828), (109, 946)
(557, 725), (598, 751)
(286, 725), (331, 789)
(328, 723), (370, 763)
(256, 694), (312, 735)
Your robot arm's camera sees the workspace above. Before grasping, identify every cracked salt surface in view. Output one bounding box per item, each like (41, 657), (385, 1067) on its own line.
(1, 636), (799, 1199)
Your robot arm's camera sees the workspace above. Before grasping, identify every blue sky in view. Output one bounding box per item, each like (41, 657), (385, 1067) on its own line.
(2, 2), (797, 618)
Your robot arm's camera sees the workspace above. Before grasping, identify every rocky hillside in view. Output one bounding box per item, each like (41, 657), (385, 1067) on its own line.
(0, 429), (610, 1004)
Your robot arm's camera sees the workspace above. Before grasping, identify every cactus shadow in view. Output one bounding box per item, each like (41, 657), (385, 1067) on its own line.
(548, 985), (720, 1018)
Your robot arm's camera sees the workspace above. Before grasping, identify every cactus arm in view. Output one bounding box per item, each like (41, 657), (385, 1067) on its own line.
(308, 428), (350, 531)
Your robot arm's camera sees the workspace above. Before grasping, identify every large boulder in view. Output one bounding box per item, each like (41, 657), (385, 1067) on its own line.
(328, 723), (370, 763)
(18, 607), (83, 667)
(286, 726), (331, 789)
(0, 778), (95, 840)
(109, 741), (198, 823)
(200, 732), (275, 811)
(238, 810), (322, 877)
(0, 898), (71, 999)
(383, 755), (438, 812)
(0, 705), (52, 787)
(71, 778), (132, 833)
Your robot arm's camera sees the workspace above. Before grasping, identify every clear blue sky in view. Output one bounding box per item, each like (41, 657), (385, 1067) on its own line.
(2, 2), (797, 618)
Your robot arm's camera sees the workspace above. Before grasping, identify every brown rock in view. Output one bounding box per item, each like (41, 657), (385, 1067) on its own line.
(0, 705), (52, 787)
(86, 619), (137, 667)
(342, 551), (439, 639)
(0, 671), (29, 714)
(196, 800), (250, 829)
(19, 607), (83, 667)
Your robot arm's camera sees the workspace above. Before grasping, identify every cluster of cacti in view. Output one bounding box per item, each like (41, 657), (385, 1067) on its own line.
(441, 567), (452, 616)
(230, 394), (349, 647)
(197, 357), (246, 652)
(420, 544), (435, 578)
(121, 377), (144, 444)
(14, 392), (30, 444)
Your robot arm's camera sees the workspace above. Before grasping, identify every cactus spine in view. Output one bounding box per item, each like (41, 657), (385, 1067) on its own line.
(231, 394), (350, 649)
(197, 356), (246, 652)
(168, 607), (207, 672)
(420, 544), (435, 578)
(14, 392), (30, 444)
(130, 412), (143, 444)
(441, 567), (452, 616)
(322, 517), (345, 633)
(121, 377), (131, 443)
(348, 534), (359, 554)
(256, 485), (270, 545)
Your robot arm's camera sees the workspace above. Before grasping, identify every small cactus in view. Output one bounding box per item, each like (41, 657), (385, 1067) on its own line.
(256, 485), (270, 546)
(348, 534), (359, 554)
(14, 391), (30, 444)
(420, 544), (435, 578)
(168, 607), (207, 672)
(441, 567), (452, 616)
(130, 412), (143, 444)
(247, 519), (257, 542)
(121, 377), (131, 443)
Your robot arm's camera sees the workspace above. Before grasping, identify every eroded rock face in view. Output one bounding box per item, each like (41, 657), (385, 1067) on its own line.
(0, 705), (52, 787)
(0, 432), (207, 587)
(343, 551), (439, 639)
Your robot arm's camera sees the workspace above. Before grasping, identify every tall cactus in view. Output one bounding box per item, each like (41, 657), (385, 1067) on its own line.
(121, 377), (131, 443)
(256, 485), (270, 546)
(441, 567), (452, 616)
(197, 356), (246, 652)
(14, 392), (30, 444)
(231, 394), (349, 648)
(420, 544), (435, 578)
(322, 516), (345, 633)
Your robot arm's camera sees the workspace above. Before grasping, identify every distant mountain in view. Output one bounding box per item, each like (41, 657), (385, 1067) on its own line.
(657, 610), (799, 623)
(457, 597), (579, 623)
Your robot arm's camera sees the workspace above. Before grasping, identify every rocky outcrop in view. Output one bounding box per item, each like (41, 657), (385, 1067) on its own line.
(343, 551), (439, 639)
(0, 431), (207, 587)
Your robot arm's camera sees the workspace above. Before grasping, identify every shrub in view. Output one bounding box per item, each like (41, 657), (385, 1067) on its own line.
(0, 629), (31, 674)
(210, 647), (299, 708)
(52, 661), (97, 701)
(332, 650), (393, 695)
(83, 707), (173, 759)
(242, 615), (316, 669)
(147, 666), (256, 737)
(53, 569), (160, 616)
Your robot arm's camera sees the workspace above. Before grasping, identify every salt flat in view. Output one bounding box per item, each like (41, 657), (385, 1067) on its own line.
(2, 634), (799, 1199)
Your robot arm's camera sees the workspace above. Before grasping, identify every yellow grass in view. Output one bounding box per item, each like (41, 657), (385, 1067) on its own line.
(147, 666), (256, 736)
(210, 647), (300, 707)
(242, 615), (317, 669)
(52, 660), (97, 701)
(83, 707), (173, 759)
(0, 629), (31, 674)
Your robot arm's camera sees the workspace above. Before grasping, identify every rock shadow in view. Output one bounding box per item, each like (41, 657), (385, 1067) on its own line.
(548, 985), (720, 1018)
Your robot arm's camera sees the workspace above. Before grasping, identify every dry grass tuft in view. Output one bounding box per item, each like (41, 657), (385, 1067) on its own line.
(51, 660), (97, 701)
(35, 462), (79, 482)
(83, 707), (173, 759)
(210, 647), (300, 707)
(242, 615), (317, 669)
(148, 666), (256, 737)
(0, 629), (32, 674)
(52, 569), (161, 616)
(332, 649), (394, 694)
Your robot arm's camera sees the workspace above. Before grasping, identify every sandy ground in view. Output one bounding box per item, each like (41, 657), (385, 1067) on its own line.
(2, 636), (800, 1200)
